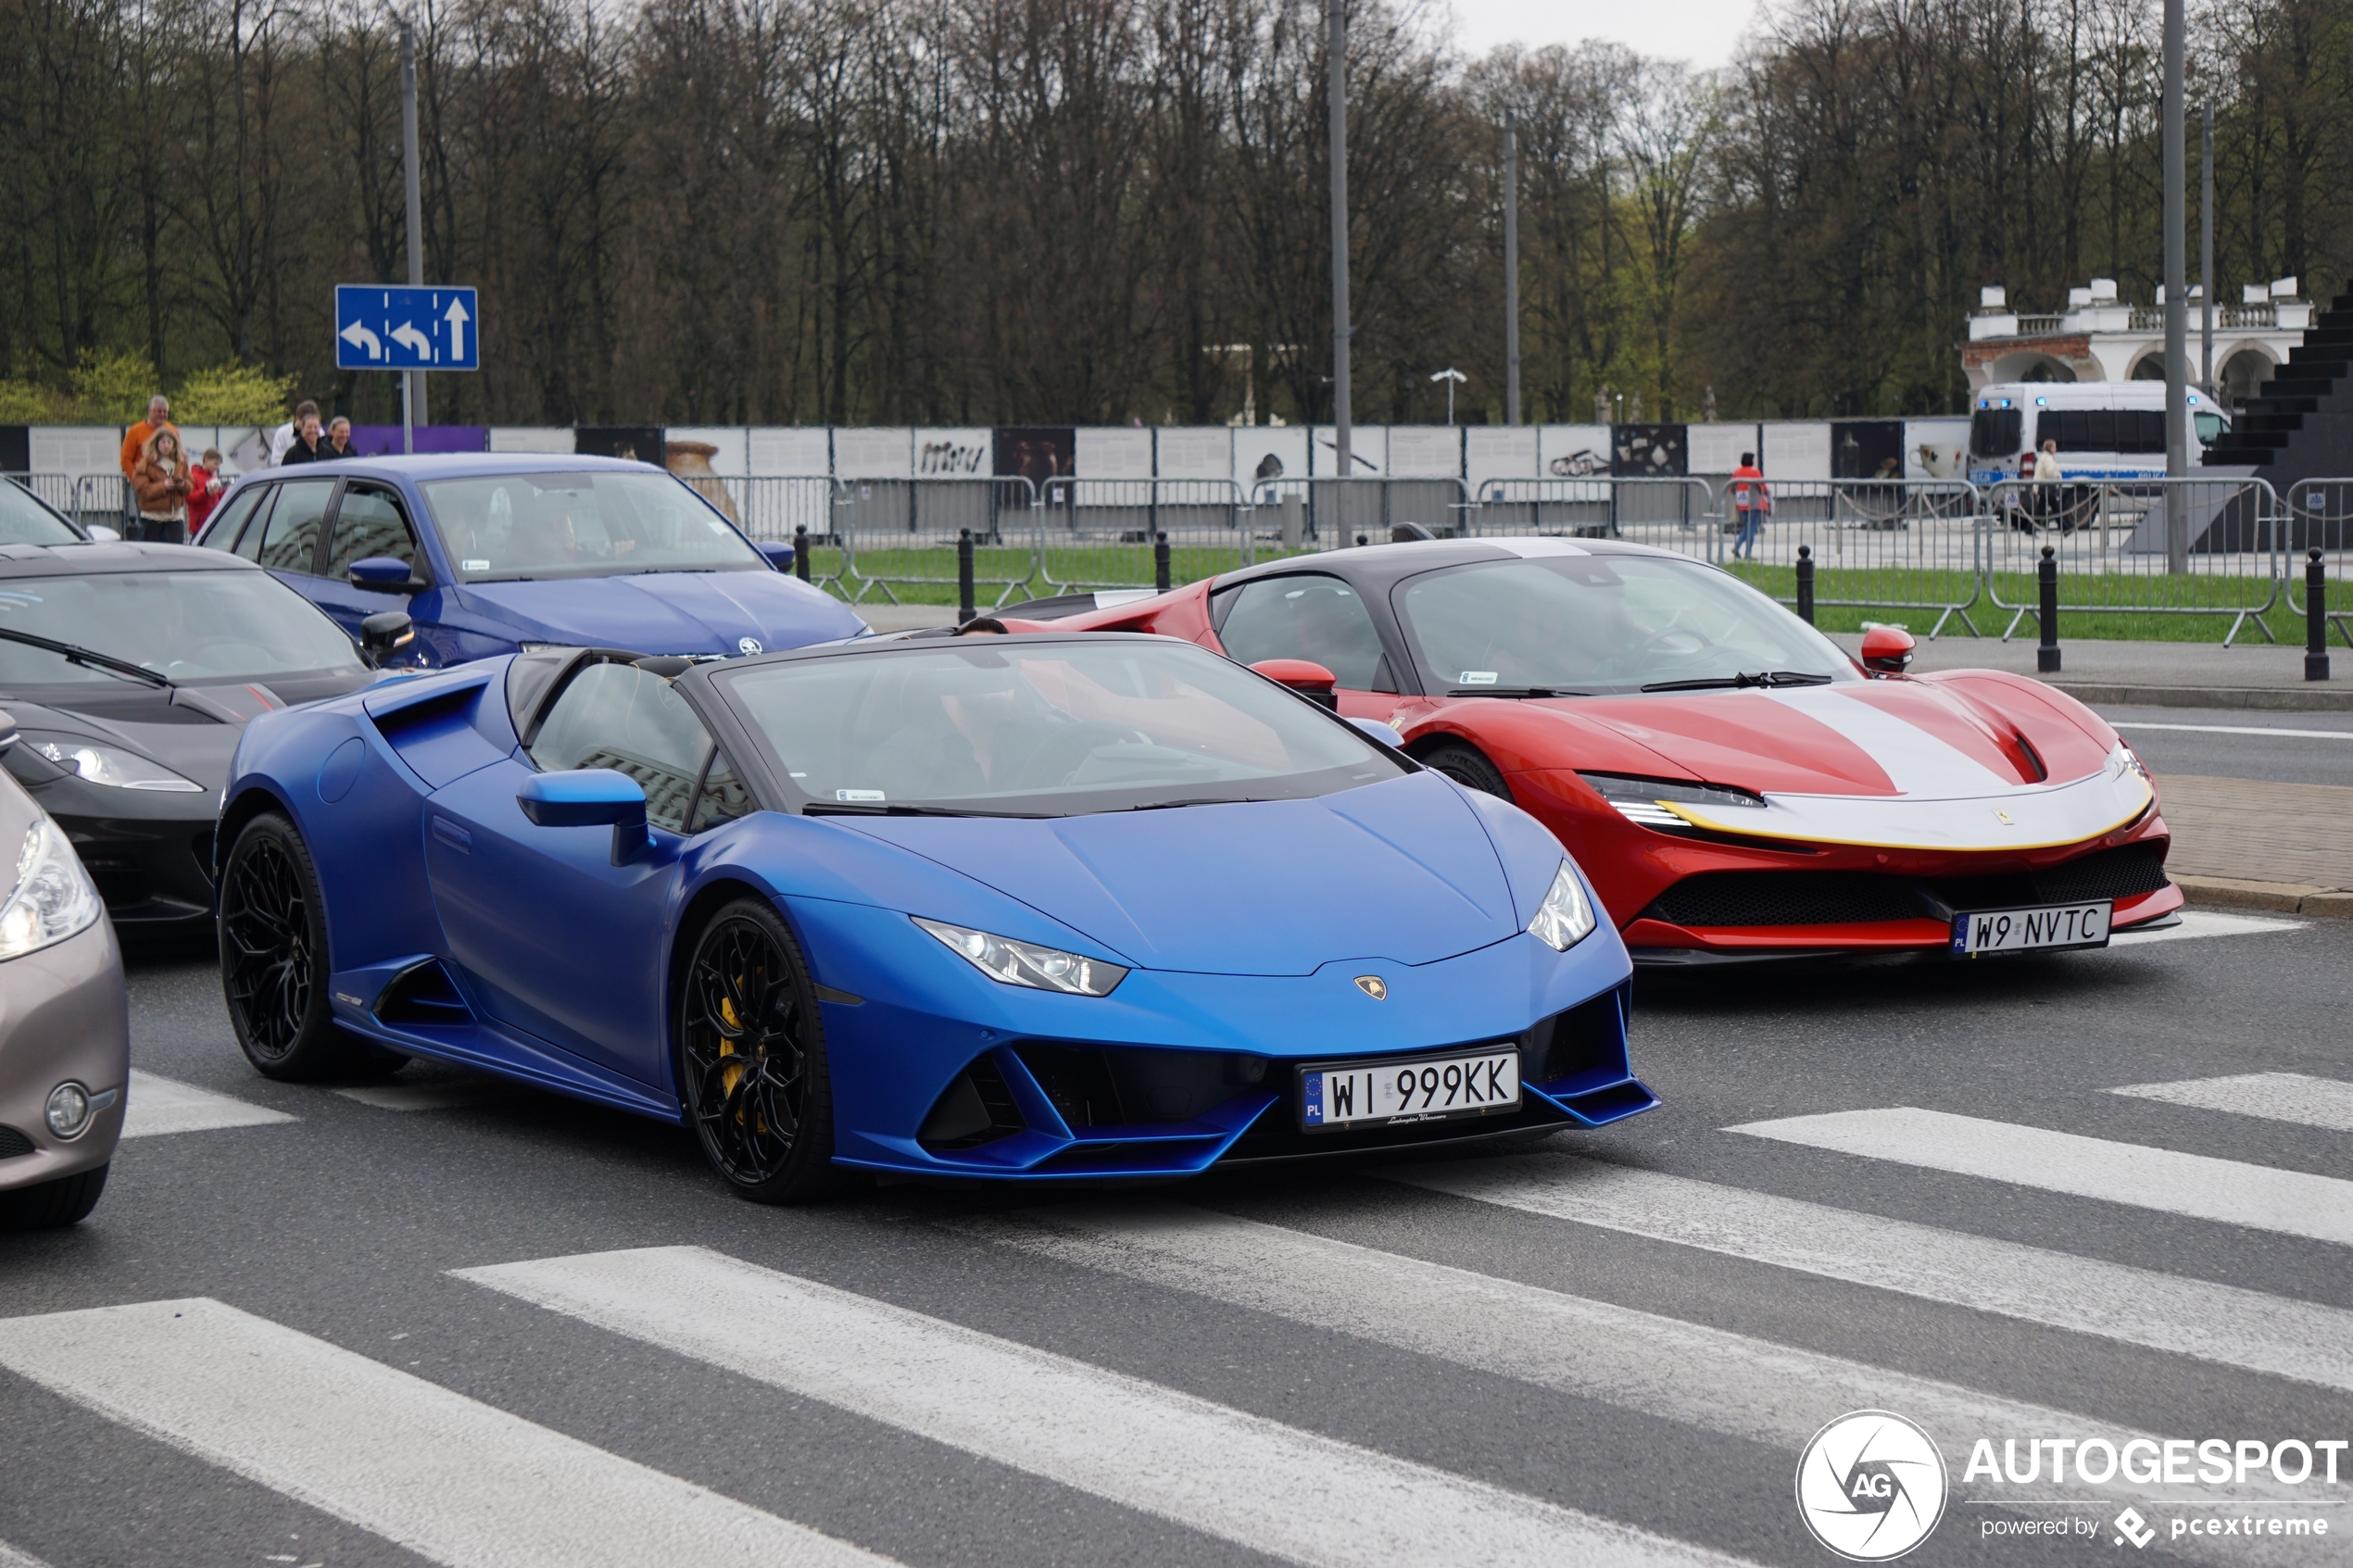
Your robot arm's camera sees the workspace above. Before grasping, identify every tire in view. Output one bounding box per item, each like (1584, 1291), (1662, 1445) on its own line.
(220, 813), (375, 1081)
(676, 897), (839, 1203)
(1420, 742), (1514, 803)
(0, 1164), (107, 1230)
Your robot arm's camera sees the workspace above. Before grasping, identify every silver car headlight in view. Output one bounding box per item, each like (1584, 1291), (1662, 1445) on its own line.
(912, 916), (1127, 997)
(31, 737), (205, 792)
(0, 818), (103, 960)
(1528, 859), (1597, 951)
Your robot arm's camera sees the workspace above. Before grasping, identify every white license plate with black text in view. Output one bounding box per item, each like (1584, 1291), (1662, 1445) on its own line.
(1300, 1048), (1520, 1132)
(1952, 900), (2112, 955)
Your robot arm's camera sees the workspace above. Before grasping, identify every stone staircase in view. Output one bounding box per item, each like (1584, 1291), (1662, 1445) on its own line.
(2202, 277), (2353, 483)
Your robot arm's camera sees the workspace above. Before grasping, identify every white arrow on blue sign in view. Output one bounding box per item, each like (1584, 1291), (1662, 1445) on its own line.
(333, 285), (479, 371)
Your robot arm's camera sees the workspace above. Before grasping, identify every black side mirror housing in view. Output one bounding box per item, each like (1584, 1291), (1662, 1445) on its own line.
(349, 556), (426, 595)
(360, 610), (415, 668)
(754, 540), (796, 572)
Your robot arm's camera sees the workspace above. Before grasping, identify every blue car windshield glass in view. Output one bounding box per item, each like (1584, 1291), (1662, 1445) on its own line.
(719, 640), (1404, 814)
(1395, 555), (1856, 696)
(420, 470), (764, 582)
(0, 570), (365, 684)
(0, 481), (82, 546)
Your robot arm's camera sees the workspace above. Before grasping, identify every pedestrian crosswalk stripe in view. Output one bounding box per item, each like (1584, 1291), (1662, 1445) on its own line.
(2109, 1072), (2353, 1132)
(0, 1298), (900, 1568)
(120, 1072), (295, 1138)
(1729, 1107), (2353, 1246)
(2110, 909), (2305, 944)
(957, 1200), (2302, 1524)
(332, 1082), (499, 1112)
(0, 1539), (56, 1568)
(458, 1246), (1760, 1568)
(1390, 1154), (2353, 1393)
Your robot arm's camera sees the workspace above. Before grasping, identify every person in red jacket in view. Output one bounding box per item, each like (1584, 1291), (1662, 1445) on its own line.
(185, 448), (228, 538)
(1729, 453), (1771, 558)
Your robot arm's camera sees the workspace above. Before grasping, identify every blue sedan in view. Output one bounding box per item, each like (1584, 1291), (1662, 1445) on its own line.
(195, 455), (864, 667)
(214, 632), (1654, 1198)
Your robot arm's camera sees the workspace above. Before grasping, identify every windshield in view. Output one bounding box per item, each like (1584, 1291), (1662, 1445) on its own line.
(0, 482), (83, 546)
(420, 470), (763, 583)
(717, 639), (1405, 814)
(1395, 554), (1857, 696)
(0, 569), (365, 686)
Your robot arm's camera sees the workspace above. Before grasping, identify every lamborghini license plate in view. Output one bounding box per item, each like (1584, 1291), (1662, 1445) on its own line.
(1952, 900), (2112, 955)
(1299, 1048), (1519, 1132)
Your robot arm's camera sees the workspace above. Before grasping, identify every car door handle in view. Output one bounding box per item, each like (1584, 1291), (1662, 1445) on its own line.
(431, 816), (472, 851)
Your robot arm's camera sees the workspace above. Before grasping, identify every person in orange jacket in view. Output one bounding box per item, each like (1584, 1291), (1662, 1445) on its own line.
(1729, 452), (1771, 558)
(120, 395), (180, 480)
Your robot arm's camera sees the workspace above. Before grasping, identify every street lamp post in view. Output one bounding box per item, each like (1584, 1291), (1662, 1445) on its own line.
(1503, 108), (1521, 427)
(400, 17), (425, 451)
(1430, 369), (1466, 424)
(1327, 0), (1351, 488)
(2162, 0), (2188, 573)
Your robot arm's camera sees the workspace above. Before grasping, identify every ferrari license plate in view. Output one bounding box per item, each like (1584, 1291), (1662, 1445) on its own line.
(1299, 1048), (1520, 1132)
(1952, 900), (2112, 955)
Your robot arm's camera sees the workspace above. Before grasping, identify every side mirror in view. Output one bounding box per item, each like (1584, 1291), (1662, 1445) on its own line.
(0, 709), (16, 756)
(1347, 716), (1400, 746)
(360, 609), (415, 669)
(1250, 659), (1340, 710)
(350, 556), (422, 594)
(1859, 624), (1916, 675)
(85, 523), (120, 543)
(754, 540), (797, 572)
(516, 769), (652, 865)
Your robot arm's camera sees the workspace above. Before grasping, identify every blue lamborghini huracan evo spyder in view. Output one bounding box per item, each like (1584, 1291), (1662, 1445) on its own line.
(215, 632), (1654, 1200)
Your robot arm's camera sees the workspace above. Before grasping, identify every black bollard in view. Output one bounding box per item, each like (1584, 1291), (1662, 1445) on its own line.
(2037, 545), (2061, 673)
(793, 525), (811, 582)
(2309, 548), (2332, 683)
(1794, 545), (1815, 624)
(1154, 531), (1171, 594)
(957, 528), (975, 623)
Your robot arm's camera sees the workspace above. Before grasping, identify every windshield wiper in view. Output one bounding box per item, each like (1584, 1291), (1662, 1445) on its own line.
(1446, 686), (1592, 698)
(1642, 671), (1834, 693)
(0, 625), (173, 688)
(1120, 797), (1274, 810)
(802, 801), (1046, 819)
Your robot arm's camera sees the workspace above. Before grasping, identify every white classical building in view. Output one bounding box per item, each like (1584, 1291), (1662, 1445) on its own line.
(1963, 277), (2313, 410)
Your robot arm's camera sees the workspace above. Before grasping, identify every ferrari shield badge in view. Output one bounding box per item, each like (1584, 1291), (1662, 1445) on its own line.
(1353, 975), (1389, 1001)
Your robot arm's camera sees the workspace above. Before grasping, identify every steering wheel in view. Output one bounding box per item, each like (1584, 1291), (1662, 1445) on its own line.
(1012, 721), (1151, 788)
(1633, 624), (1716, 661)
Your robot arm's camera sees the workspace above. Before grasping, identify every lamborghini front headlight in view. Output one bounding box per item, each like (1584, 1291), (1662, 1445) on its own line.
(913, 916), (1127, 997)
(1528, 859), (1597, 952)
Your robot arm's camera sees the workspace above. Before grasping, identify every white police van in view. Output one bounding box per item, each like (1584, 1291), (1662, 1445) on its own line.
(1967, 382), (2230, 484)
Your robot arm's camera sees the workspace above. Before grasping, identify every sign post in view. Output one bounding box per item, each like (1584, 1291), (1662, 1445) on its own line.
(334, 285), (479, 454)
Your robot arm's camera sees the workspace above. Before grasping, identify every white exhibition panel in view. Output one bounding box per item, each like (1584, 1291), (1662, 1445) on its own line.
(1387, 426), (1462, 479)
(1686, 422), (1760, 476)
(489, 426), (576, 454)
(1761, 421), (1831, 481)
(1233, 426), (1309, 494)
(747, 427), (831, 475)
(1465, 427), (1538, 486)
(1310, 425), (1385, 476)
(30, 425), (123, 475)
(1905, 418), (1971, 481)
(1537, 425), (1612, 479)
(1075, 427), (1153, 480)
(1155, 426), (1232, 480)
(912, 428), (990, 478)
(663, 426), (748, 475)
(835, 427), (913, 480)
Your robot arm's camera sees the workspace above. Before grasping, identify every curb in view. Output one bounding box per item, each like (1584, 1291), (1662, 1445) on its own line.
(2172, 874), (2353, 919)
(2048, 682), (2353, 713)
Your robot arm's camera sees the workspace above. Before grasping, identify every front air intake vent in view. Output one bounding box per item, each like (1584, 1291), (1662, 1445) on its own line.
(0, 1125), (35, 1159)
(1644, 872), (1928, 928)
(918, 1054), (1026, 1151)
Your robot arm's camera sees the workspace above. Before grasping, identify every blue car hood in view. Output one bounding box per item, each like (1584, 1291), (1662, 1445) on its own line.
(837, 771), (1521, 976)
(459, 570), (864, 654)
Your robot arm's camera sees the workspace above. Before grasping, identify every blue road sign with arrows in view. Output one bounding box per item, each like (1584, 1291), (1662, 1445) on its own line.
(334, 285), (478, 371)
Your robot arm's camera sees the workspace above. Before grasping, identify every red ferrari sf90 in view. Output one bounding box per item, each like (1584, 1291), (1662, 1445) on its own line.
(1003, 537), (2180, 963)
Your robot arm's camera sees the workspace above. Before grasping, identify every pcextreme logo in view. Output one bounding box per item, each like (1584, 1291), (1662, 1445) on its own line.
(1796, 1411), (1950, 1562)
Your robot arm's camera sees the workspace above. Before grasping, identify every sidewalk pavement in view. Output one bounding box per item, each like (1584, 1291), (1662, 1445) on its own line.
(1829, 631), (2352, 711)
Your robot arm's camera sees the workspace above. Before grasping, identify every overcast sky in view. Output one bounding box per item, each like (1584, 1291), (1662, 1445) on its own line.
(1443, 0), (1771, 68)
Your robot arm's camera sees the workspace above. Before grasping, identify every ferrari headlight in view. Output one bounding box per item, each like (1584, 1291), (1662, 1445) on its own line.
(31, 737), (205, 792)
(1528, 860), (1597, 952)
(0, 818), (103, 960)
(913, 916), (1126, 997)
(2109, 741), (2150, 783)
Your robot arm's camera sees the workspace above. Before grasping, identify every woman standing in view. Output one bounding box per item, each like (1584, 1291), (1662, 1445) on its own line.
(131, 428), (195, 543)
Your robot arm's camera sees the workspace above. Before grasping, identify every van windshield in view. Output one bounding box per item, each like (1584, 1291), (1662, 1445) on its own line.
(1969, 408), (2021, 458)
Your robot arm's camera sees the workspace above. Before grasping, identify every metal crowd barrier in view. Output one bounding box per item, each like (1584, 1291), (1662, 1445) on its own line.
(829, 474), (1041, 607)
(1035, 478), (1253, 593)
(72, 472), (132, 535)
(1718, 479), (1985, 638)
(2284, 479), (2353, 648)
(1981, 476), (2282, 645)
(1474, 476), (1714, 554)
(3, 472), (77, 518)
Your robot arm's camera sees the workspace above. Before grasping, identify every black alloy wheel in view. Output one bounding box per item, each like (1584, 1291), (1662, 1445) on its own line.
(677, 898), (837, 1202)
(220, 814), (381, 1080)
(1419, 741), (1514, 802)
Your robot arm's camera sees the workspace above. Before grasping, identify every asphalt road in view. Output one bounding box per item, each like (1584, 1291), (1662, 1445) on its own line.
(2093, 706), (2353, 788)
(3, 918), (2349, 1568)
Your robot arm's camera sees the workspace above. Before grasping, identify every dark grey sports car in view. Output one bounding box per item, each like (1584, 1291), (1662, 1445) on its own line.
(0, 484), (408, 938)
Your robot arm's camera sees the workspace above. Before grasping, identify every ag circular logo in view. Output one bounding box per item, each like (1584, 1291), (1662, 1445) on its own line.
(1795, 1410), (1947, 1561)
